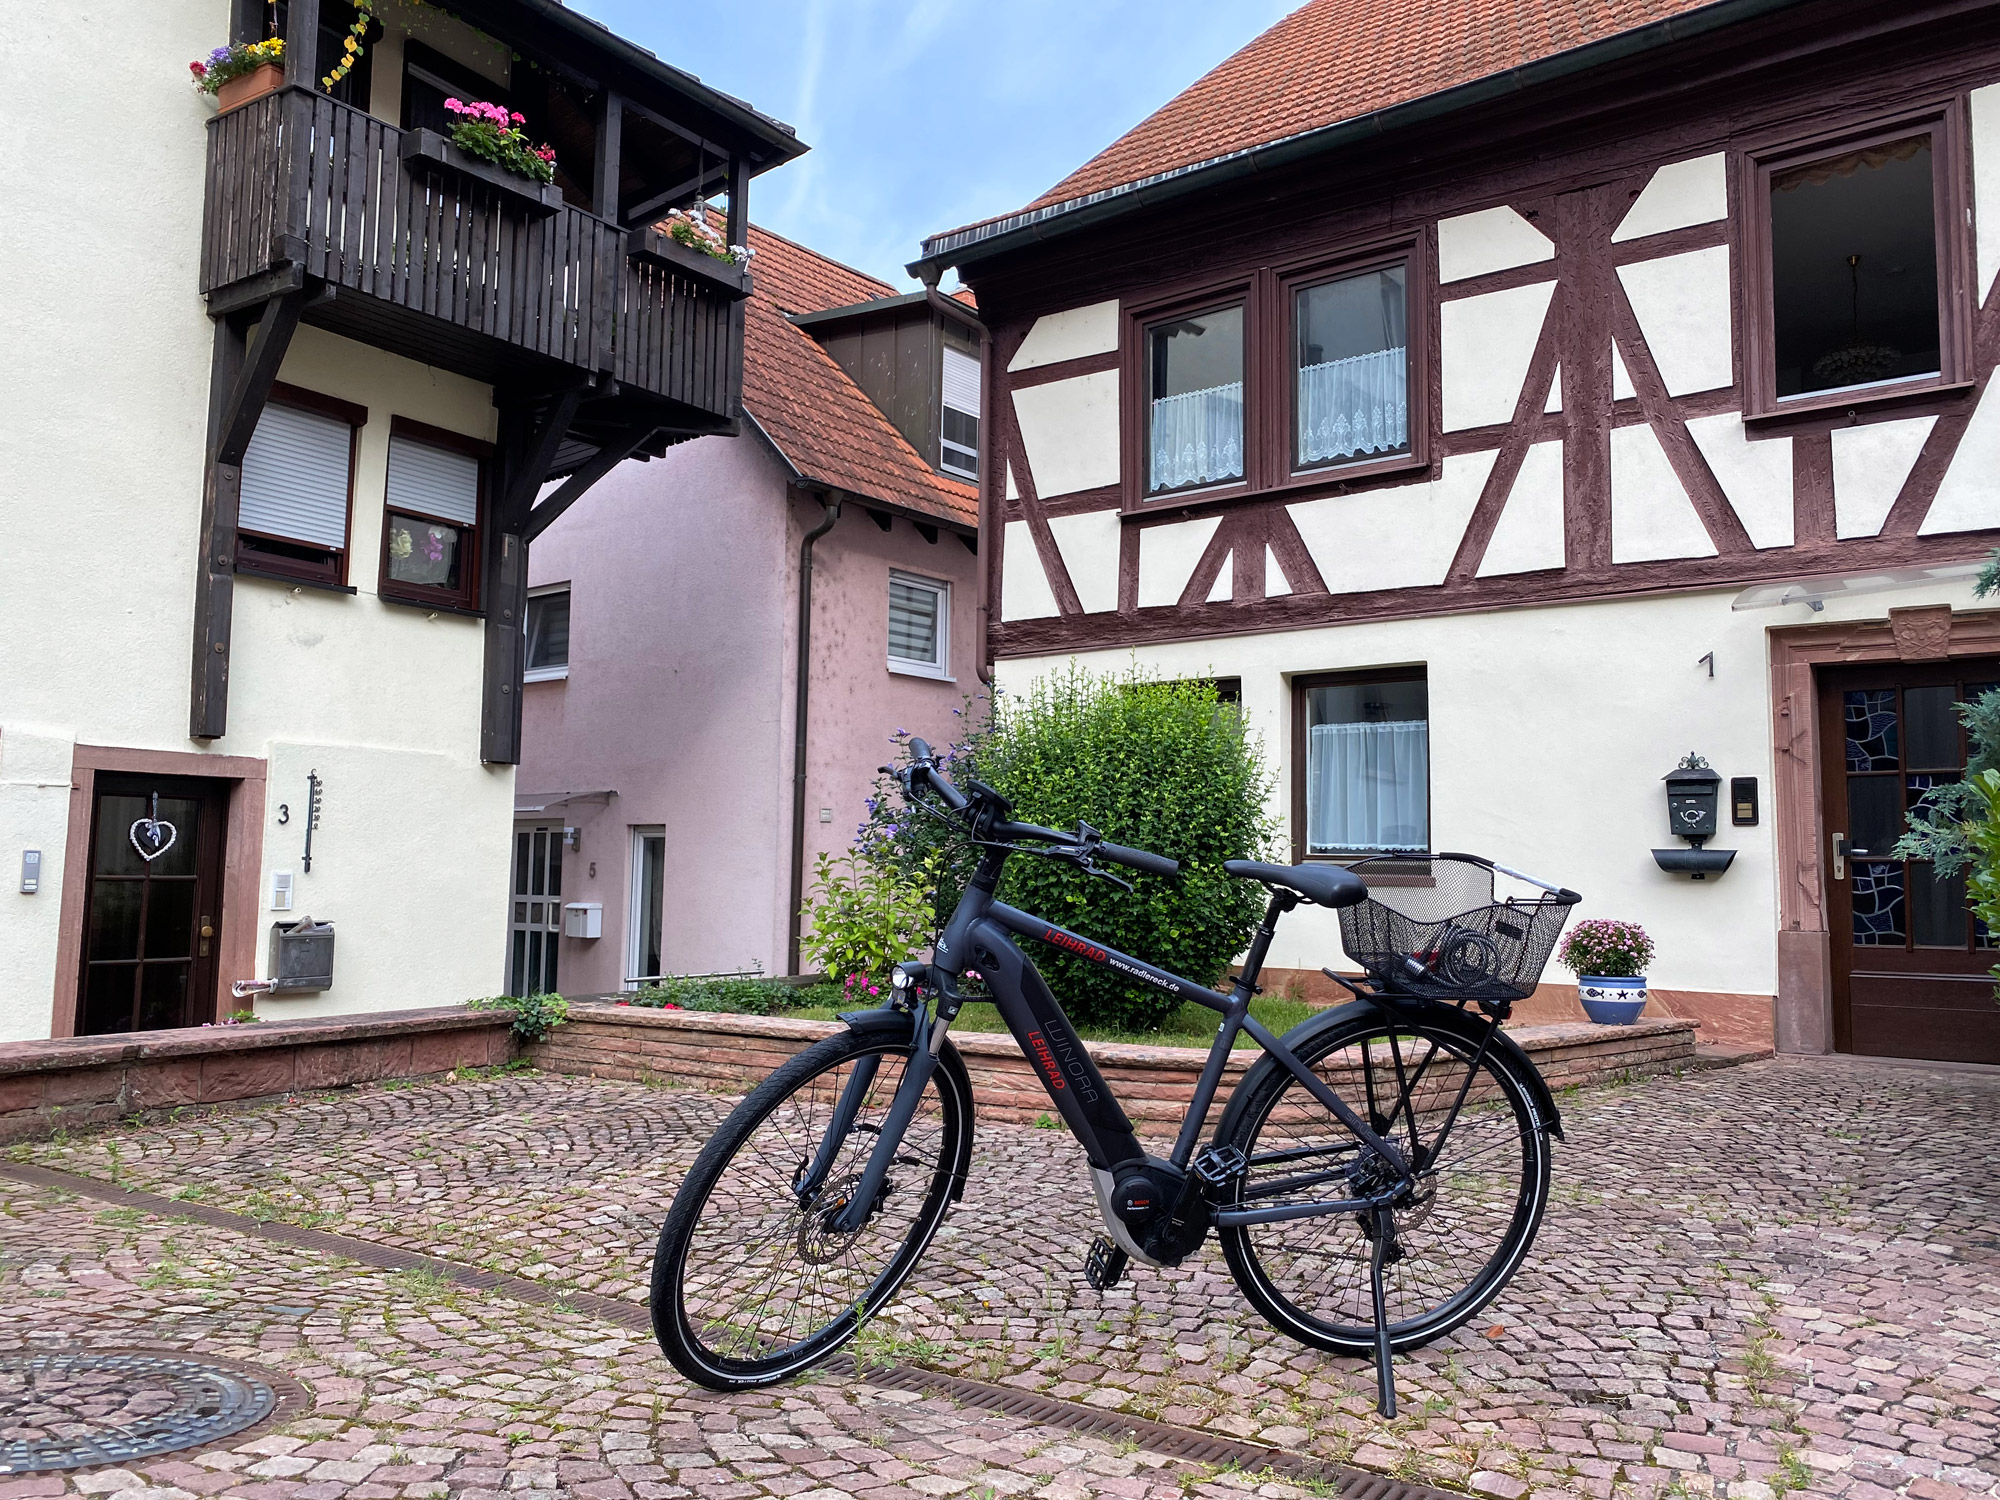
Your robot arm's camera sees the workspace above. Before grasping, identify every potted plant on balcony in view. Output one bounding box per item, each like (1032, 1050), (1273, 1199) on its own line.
(189, 38), (285, 113)
(442, 98), (558, 185)
(1557, 918), (1655, 1025)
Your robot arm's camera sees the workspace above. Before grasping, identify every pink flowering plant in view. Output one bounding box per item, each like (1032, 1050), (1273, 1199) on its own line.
(189, 38), (284, 94)
(1557, 919), (1655, 979)
(443, 97), (558, 185)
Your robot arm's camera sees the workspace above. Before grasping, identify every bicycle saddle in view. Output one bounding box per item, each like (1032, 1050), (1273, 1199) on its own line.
(1223, 860), (1367, 908)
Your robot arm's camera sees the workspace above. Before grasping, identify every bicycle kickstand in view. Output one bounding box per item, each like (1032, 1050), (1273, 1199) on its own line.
(1369, 1207), (1397, 1419)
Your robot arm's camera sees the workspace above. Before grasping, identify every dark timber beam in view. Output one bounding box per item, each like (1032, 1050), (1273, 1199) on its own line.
(592, 90), (623, 221)
(523, 425), (658, 543)
(480, 386), (587, 764)
(726, 154), (751, 248)
(283, 0), (320, 87)
(190, 288), (309, 741)
(620, 163), (729, 230)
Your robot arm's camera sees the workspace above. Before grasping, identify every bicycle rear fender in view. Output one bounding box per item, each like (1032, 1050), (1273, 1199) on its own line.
(1213, 999), (1564, 1145)
(838, 1006), (978, 1203)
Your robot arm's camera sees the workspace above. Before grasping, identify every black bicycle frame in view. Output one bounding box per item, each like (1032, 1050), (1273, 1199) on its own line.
(825, 847), (1417, 1234)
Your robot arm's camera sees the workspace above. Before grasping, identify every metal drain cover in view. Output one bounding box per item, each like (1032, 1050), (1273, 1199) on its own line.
(0, 1351), (281, 1473)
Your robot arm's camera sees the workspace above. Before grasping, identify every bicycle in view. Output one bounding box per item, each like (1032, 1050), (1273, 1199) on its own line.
(650, 740), (1581, 1415)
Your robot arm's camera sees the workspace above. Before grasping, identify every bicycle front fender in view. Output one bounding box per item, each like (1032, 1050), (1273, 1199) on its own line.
(1213, 998), (1563, 1146)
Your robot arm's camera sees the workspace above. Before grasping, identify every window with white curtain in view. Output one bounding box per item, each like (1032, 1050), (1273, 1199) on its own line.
(237, 391), (359, 585)
(1147, 304), (1244, 494)
(940, 344), (980, 479)
(1294, 265), (1409, 468)
(1300, 673), (1429, 855)
(888, 571), (950, 678)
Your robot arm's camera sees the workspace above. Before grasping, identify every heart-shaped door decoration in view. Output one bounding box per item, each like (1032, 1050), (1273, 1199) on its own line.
(129, 793), (179, 863)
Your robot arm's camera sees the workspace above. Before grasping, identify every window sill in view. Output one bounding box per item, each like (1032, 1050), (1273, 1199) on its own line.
(235, 565), (357, 596)
(1744, 377), (1975, 429)
(888, 660), (954, 682)
(523, 666), (569, 683)
(378, 591), (485, 621)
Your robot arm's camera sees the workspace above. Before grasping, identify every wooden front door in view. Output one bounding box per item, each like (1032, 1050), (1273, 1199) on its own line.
(76, 775), (230, 1035)
(1820, 661), (2000, 1064)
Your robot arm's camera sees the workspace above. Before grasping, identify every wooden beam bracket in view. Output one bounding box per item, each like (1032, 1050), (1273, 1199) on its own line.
(523, 424), (660, 543)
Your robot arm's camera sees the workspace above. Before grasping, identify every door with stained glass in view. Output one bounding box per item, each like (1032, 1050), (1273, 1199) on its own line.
(508, 824), (563, 997)
(76, 775), (229, 1035)
(1819, 662), (2000, 1064)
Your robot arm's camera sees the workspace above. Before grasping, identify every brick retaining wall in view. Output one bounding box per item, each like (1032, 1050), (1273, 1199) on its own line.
(531, 1003), (1698, 1127)
(0, 1008), (516, 1142)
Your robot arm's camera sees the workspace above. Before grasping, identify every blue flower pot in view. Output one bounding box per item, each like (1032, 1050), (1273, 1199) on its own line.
(1578, 976), (1648, 1025)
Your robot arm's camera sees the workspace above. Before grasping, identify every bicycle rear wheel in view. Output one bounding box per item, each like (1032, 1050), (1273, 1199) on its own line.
(651, 1026), (970, 1389)
(1216, 1004), (1551, 1354)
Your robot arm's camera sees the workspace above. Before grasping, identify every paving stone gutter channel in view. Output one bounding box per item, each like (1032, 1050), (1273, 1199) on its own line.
(0, 1158), (1464, 1499)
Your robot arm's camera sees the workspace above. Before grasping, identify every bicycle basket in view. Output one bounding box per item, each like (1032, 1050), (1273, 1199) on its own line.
(1336, 853), (1580, 1002)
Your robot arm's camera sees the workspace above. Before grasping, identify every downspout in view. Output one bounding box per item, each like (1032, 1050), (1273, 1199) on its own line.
(787, 489), (842, 975)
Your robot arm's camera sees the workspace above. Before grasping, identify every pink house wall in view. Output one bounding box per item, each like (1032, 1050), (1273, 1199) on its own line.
(519, 433), (980, 992)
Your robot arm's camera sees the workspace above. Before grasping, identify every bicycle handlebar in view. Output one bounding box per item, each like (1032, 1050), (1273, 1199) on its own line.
(900, 742), (1178, 877)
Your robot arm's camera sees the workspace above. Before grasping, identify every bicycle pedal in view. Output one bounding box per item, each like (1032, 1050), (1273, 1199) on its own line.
(1192, 1144), (1248, 1198)
(1083, 1234), (1128, 1291)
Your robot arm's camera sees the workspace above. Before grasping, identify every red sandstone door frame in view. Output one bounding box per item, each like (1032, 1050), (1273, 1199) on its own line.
(52, 746), (267, 1039)
(1769, 605), (2000, 1055)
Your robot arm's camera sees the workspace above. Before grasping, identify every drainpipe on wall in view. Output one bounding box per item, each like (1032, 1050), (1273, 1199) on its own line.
(787, 490), (842, 975)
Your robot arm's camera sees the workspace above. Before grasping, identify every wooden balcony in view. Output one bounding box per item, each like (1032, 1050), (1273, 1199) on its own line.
(200, 87), (745, 426)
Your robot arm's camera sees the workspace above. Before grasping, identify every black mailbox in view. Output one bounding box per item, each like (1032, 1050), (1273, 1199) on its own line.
(1664, 758), (1720, 842)
(1654, 754), (1735, 879)
(270, 916), (335, 991)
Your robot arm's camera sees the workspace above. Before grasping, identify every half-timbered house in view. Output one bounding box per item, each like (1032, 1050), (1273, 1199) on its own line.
(914, 0), (2000, 1065)
(0, 0), (800, 1039)
(513, 229), (982, 995)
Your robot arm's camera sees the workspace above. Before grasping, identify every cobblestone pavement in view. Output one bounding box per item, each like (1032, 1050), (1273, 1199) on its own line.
(4, 1054), (1997, 1500)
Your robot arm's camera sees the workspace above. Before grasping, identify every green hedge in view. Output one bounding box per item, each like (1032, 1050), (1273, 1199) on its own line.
(863, 666), (1274, 1031)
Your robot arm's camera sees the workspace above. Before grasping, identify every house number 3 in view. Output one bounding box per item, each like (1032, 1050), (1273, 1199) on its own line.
(277, 804), (290, 825)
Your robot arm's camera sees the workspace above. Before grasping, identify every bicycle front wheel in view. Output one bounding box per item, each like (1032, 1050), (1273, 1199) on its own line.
(1217, 1004), (1552, 1354)
(650, 1026), (970, 1389)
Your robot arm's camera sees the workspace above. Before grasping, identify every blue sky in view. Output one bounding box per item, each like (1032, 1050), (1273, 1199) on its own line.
(569, 0), (1298, 290)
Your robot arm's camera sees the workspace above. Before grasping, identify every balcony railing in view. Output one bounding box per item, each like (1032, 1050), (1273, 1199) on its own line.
(200, 87), (743, 422)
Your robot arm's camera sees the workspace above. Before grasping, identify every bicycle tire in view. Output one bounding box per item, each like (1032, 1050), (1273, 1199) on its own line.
(650, 1025), (971, 1389)
(1215, 1002), (1552, 1355)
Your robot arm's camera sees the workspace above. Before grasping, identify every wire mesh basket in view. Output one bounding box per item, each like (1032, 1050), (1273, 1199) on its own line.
(1336, 853), (1581, 1003)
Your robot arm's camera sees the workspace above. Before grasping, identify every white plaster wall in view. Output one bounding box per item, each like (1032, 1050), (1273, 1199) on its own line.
(1013, 371), (1121, 497)
(1049, 510), (1123, 614)
(1617, 247), (1734, 396)
(1478, 440), (1565, 576)
(1921, 381), (2000, 535)
(992, 574), (1984, 998)
(1972, 83), (2000, 304)
(1832, 417), (1935, 539)
(1436, 206), (1553, 283)
(1441, 282), (1555, 430)
(1611, 154), (1728, 242)
(1685, 413), (1793, 549)
(1137, 517), (1221, 607)
(1001, 521), (1060, 620)
(1611, 424), (1716, 562)
(0, 2), (513, 1037)
(1009, 302), (1121, 371)
(1289, 453), (1495, 591)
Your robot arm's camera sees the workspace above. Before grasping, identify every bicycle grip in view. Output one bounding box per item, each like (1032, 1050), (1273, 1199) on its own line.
(1096, 841), (1179, 878)
(908, 737), (934, 762)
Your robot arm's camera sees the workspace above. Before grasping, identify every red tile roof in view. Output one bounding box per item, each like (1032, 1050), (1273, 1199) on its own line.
(946, 0), (1726, 239)
(740, 227), (978, 529)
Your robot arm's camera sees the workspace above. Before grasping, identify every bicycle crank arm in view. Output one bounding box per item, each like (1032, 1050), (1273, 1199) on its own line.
(794, 1051), (882, 1204)
(829, 1031), (943, 1234)
(1212, 1187), (1405, 1228)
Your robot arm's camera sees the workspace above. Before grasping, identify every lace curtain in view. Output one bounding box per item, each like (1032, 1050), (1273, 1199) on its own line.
(1297, 346), (1407, 465)
(1306, 720), (1429, 853)
(1150, 382), (1244, 491)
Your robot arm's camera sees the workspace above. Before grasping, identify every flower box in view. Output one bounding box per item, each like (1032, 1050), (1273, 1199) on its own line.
(397, 128), (564, 215)
(216, 62), (284, 114)
(627, 227), (752, 301)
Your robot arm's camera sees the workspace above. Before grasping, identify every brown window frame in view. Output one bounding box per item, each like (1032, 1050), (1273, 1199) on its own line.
(376, 415), (491, 613)
(1121, 234), (1428, 514)
(233, 383), (365, 592)
(1739, 99), (1975, 424)
(1289, 665), (1432, 871)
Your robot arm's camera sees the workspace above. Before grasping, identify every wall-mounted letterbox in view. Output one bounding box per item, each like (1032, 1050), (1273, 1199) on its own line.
(1654, 754), (1735, 880)
(269, 916), (335, 990)
(563, 901), (602, 939)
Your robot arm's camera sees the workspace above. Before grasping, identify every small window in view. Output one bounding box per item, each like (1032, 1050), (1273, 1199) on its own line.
(1297, 671), (1429, 857)
(236, 384), (363, 587)
(888, 571), (950, 679)
(941, 345), (980, 479)
(1294, 264), (1409, 469)
(525, 588), (570, 681)
(379, 419), (487, 610)
(1147, 304), (1244, 495)
(1771, 138), (1939, 398)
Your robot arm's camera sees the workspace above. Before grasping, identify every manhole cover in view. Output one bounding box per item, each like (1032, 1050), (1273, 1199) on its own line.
(0, 1351), (281, 1473)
